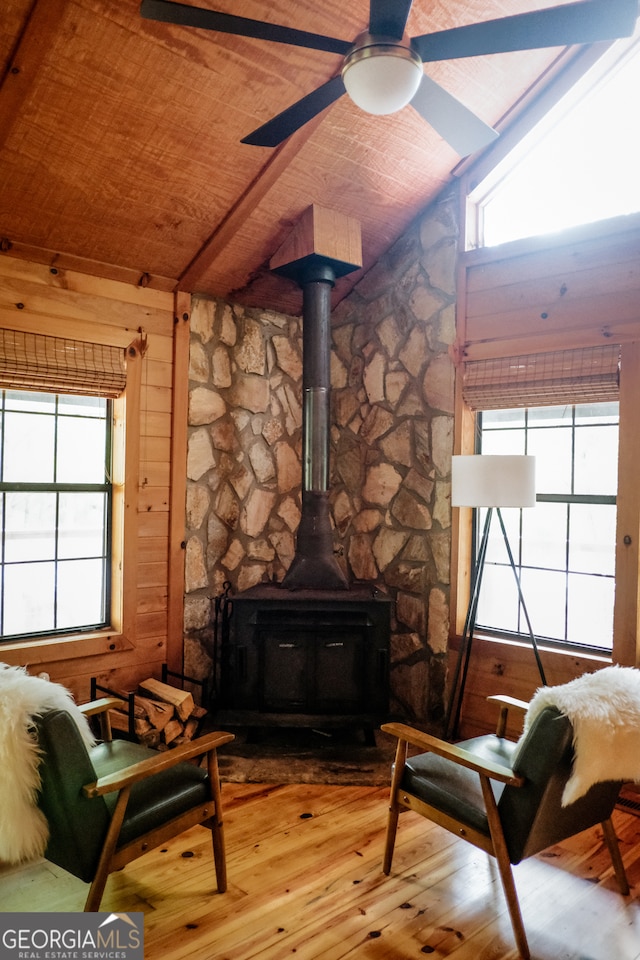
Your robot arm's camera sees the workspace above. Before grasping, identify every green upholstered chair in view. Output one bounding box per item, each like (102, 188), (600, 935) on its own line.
(35, 698), (234, 911)
(381, 696), (630, 960)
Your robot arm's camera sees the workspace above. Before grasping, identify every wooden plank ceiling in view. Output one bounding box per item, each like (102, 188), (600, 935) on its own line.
(0, 0), (598, 315)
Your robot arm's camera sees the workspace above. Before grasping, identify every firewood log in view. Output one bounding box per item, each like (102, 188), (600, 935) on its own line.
(138, 678), (194, 722)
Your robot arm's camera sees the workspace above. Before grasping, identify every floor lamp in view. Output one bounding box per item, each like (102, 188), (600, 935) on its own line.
(445, 454), (547, 740)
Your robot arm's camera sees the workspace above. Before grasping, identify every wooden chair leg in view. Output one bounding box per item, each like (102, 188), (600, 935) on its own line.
(383, 807), (399, 875)
(85, 873), (110, 913)
(601, 817), (630, 895)
(84, 786), (131, 911)
(480, 776), (530, 960)
(383, 737), (408, 875)
(491, 846), (530, 960)
(210, 820), (227, 893)
(208, 749), (227, 893)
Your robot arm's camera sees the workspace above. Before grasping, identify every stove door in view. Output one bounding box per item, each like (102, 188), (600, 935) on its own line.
(260, 627), (365, 713)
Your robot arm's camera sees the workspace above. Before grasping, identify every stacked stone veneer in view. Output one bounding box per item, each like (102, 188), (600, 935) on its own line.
(183, 191), (457, 724)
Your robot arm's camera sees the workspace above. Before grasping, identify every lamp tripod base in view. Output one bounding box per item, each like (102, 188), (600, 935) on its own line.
(444, 507), (546, 741)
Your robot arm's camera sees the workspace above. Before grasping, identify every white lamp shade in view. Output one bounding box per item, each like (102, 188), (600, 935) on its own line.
(342, 49), (423, 115)
(451, 455), (536, 508)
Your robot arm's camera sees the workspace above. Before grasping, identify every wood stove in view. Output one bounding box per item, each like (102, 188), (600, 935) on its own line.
(221, 583), (390, 723)
(216, 209), (390, 733)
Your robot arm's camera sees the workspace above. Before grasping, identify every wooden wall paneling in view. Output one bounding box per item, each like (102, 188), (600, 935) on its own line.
(142, 382), (172, 415)
(0, 301), (139, 350)
(166, 292), (190, 674)
(138, 537), (169, 565)
(141, 435), (171, 463)
(141, 461), (171, 488)
(138, 510), (169, 539)
(144, 356), (173, 389)
(462, 318), (640, 363)
(0, 257), (174, 330)
(450, 635), (610, 739)
(0, 253), (176, 698)
(137, 561), (169, 590)
(137, 608), (170, 635)
(466, 261), (640, 331)
(0, 271), (172, 337)
(462, 215), (640, 358)
(464, 293), (640, 358)
(138, 486), (170, 513)
(11, 635), (169, 703)
(452, 216), (640, 736)
(139, 332), (173, 363)
(137, 584), (168, 614)
(464, 216), (640, 291)
(141, 410), (172, 439)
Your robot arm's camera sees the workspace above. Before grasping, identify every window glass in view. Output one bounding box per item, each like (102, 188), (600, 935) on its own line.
(0, 391), (111, 641)
(521, 501), (567, 569)
(5, 492), (56, 563)
(476, 404), (618, 651)
(470, 41), (640, 247)
(567, 572), (615, 645)
(526, 426), (573, 495)
(4, 411), (55, 483)
(574, 426), (618, 496)
(4, 561), (55, 635)
(57, 493), (107, 559)
(568, 503), (616, 575)
(56, 558), (106, 630)
(57, 416), (107, 484)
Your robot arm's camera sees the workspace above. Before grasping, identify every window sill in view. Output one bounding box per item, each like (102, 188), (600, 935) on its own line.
(0, 629), (135, 666)
(449, 631), (613, 667)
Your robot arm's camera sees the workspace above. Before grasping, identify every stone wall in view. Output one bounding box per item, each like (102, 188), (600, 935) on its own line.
(183, 189), (458, 724)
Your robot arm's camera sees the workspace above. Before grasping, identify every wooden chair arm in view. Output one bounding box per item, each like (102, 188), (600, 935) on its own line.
(83, 730), (235, 798)
(381, 722), (524, 787)
(487, 695), (529, 713)
(79, 697), (127, 716)
(79, 697), (127, 742)
(487, 695), (529, 738)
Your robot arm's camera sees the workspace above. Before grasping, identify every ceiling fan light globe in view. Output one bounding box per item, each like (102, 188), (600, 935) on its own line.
(342, 44), (423, 116)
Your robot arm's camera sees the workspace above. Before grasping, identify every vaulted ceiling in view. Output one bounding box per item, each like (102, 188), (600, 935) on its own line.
(0, 1), (628, 315)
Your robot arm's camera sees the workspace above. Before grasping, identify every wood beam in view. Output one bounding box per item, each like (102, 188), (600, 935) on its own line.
(177, 112), (327, 292)
(0, 0), (68, 153)
(0, 242), (176, 293)
(613, 340), (640, 667)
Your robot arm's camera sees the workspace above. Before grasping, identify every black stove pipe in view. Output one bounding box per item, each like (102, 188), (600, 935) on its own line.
(281, 261), (348, 590)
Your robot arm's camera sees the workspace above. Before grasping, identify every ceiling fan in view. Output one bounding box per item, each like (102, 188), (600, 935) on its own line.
(140, 0), (638, 156)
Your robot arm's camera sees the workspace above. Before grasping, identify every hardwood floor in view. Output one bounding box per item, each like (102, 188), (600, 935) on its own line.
(1, 782), (639, 960)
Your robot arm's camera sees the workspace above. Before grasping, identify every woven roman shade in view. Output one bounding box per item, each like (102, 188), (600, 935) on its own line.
(462, 343), (620, 411)
(0, 329), (127, 398)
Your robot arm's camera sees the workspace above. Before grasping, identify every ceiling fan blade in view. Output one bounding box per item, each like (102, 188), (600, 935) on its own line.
(140, 0), (351, 55)
(242, 76), (346, 147)
(368, 0), (414, 39)
(411, 75), (499, 157)
(413, 0), (638, 62)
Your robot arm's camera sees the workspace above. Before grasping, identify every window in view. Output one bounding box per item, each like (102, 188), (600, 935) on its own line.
(468, 38), (640, 248)
(476, 402), (618, 652)
(0, 390), (112, 640)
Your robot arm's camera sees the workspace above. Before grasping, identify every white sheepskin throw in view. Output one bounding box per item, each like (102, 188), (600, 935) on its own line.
(0, 663), (95, 864)
(520, 665), (640, 806)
